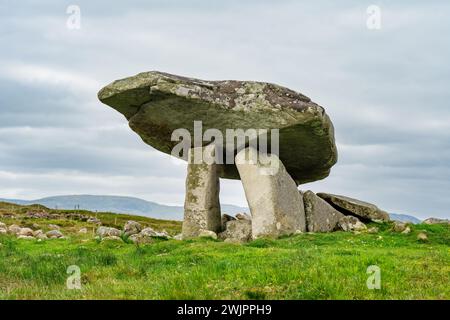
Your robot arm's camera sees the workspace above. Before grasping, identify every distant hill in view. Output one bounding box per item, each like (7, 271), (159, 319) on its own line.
(0, 195), (422, 224)
(389, 213), (422, 224)
(0, 195), (248, 221)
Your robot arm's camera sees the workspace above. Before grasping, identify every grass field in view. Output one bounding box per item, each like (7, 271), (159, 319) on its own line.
(0, 202), (449, 300)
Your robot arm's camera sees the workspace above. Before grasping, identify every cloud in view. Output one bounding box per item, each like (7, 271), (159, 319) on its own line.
(0, 0), (449, 219)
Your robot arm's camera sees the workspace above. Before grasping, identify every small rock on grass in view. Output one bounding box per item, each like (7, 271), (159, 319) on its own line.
(123, 220), (142, 236)
(402, 226), (411, 234)
(198, 229), (218, 239)
(96, 226), (121, 238)
(173, 234), (183, 241)
(46, 229), (64, 239)
(392, 221), (408, 233)
(17, 228), (34, 237)
(417, 232), (428, 242)
(8, 225), (21, 235)
(367, 227), (379, 234)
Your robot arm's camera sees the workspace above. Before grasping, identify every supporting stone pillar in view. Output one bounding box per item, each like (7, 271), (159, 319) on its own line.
(182, 144), (221, 238)
(235, 147), (306, 239)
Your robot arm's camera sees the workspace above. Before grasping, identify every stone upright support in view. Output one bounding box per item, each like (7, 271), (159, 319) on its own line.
(235, 147), (306, 239)
(182, 144), (221, 238)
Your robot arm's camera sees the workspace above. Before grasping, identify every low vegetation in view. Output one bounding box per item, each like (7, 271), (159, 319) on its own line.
(0, 202), (448, 299)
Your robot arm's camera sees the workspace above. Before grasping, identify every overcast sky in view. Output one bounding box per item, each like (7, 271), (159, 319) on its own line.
(0, 1), (449, 219)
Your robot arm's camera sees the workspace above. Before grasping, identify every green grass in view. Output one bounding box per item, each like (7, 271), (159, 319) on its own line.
(0, 203), (449, 300)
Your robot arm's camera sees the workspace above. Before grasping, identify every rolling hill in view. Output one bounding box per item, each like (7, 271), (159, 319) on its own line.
(0, 195), (248, 220)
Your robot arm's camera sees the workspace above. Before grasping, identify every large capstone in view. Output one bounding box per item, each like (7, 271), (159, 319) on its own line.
(98, 71), (337, 184)
(182, 144), (221, 238)
(236, 147), (306, 238)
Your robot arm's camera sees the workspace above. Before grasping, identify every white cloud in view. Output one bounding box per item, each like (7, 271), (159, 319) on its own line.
(0, 62), (100, 93)
(0, 0), (449, 219)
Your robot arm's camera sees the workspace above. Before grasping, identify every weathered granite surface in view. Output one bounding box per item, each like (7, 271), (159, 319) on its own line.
(98, 71), (337, 184)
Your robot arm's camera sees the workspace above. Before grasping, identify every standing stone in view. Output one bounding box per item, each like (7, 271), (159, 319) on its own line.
(236, 147), (306, 239)
(182, 144), (221, 238)
(303, 190), (344, 232)
(317, 193), (390, 222)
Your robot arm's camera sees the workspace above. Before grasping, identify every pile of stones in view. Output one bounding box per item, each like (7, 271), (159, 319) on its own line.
(202, 190), (390, 243)
(0, 222), (64, 240)
(96, 221), (173, 244)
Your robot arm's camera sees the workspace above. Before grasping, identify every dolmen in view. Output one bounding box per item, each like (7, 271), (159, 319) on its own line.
(98, 71), (389, 241)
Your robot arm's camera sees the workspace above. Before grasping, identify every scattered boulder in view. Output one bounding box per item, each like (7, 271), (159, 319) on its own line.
(129, 233), (153, 244)
(134, 227), (170, 239)
(303, 190), (344, 232)
(96, 226), (121, 238)
(26, 211), (50, 219)
(8, 224), (22, 235)
(198, 229), (218, 239)
(236, 147), (306, 239)
(317, 193), (390, 222)
(220, 220), (252, 243)
(173, 234), (183, 241)
(392, 221), (408, 233)
(17, 228), (34, 237)
(140, 227), (158, 237)
(46, 230), (64, 239)
(221, 214), (236, 231)
(367, 227), (379, 234)
(48, 224), (60, 230)
(78, 228), (88, 234)
(423, 218), (450, 225)
(158, 230), (171, 238)
(33, 230), (44, 237)
(338, 216), (367, 232)
(34, 230), (48, 240)
(123, 220), (142, 236)
(417, 232), (428, 242)
(402, 226), (411, 234)
(0, 222), (6, 234)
